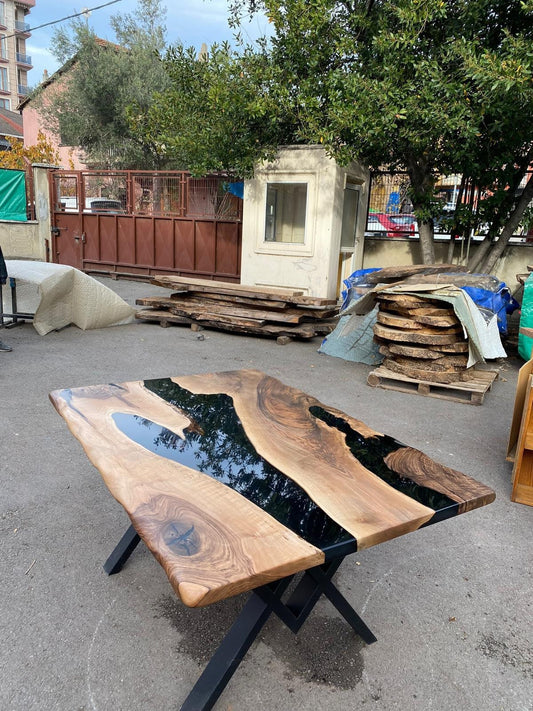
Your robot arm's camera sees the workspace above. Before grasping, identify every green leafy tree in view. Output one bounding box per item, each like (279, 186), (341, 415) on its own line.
(151, 0), (533, 270)
(455, 20), (533, 273)
(34, 0), (171, 169)
(238, 0), (533, 268)
(138, 41), (295, 177)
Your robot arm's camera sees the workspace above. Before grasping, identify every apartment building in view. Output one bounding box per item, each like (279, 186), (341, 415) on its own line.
(0, 0), (34, 111)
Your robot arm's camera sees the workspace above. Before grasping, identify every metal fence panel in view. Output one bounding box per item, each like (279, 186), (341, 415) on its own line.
(367, 170), (533, 241)
(50, 169), (242, 281)
(52, 170), (243, 220)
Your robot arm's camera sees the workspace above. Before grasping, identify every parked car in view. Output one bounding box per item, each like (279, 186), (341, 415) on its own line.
(58, 197), (126, 214)
(366, 212), (417, 238)
(88, 198), (125, 214)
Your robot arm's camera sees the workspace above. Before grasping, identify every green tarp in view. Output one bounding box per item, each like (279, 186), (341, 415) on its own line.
(518, 273), (533, 360)
(0, 168), (27, 221)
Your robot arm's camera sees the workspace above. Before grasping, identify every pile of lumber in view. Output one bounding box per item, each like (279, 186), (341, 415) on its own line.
(373, 292), (471, 383)
(135, 276), (339, 340)
(364, 263), (468, 286)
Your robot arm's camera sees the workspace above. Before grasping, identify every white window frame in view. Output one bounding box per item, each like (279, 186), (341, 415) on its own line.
(264, 182), (308, 245)
(254, 172), (316, 257)
(0, 66), (8, 92)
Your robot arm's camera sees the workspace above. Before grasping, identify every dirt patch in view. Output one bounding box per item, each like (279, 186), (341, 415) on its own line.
(476, 633), (533, 677)
(261, 612), (366, 689)
(154, 593), (366, 689)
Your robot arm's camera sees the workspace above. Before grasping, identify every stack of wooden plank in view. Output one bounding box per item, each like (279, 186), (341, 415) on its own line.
(372, 292), (471, 383)
(135, 276), (339, 340)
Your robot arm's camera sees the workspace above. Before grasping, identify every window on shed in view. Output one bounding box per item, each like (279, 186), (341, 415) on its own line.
(265, 183), (307, 243)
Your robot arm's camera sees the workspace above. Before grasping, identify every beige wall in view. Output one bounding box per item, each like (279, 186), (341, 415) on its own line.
(0, 165), (53, 261)
(242, 146), (369, 298)
(362, 236), (531, 294)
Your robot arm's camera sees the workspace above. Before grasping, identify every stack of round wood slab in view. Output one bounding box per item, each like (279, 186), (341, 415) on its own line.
(373, 293), (471, 383)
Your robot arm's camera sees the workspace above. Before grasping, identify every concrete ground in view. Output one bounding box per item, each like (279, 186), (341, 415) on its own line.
(1, 276), (531, 711)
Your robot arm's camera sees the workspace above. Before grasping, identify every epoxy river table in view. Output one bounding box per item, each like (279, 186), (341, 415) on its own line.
(50, 369), (495, 710)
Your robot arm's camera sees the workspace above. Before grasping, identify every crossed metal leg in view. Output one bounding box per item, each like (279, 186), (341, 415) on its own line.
(103, 524), (140, 575)
(104, 525), (377, 711)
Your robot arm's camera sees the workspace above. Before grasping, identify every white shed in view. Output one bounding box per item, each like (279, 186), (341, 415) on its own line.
(241, 146), (370, 299)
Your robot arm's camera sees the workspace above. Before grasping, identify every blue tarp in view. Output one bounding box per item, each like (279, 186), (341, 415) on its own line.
(341, 268), (381, 310)
(226, 182), (244, 199)
(461, 283), (519, 335)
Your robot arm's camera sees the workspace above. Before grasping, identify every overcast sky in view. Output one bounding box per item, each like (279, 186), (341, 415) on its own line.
(26, 0), (269, 87)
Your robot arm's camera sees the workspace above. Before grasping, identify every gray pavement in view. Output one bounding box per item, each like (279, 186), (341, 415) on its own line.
(1, 276), (532, 711)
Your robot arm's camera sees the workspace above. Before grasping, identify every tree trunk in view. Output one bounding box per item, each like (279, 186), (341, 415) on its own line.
(418, 220), (436, 264)
(467, 235), (493, 273)
(469, 147), (533, 273)
(477, 172), (533, 275)
(407, 157), (436, 265)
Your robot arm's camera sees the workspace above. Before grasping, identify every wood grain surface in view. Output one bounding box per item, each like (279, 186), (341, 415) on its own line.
(150, 275), (338, 306)
(377, 294), (437, 309)
(49, 380), (324, 607)
(374, 322), (467, 345)
(376, 310), (425, 330)
(382, 343), (468, 362)
(381, 353), (467, 373)
(50, 370), (495, 607)
(384, 306), (456, 318)
(171, 371), (488, 546)
(365, 264), (467, 284)
(382, 357), (472, 383)
(410, 313), (460, 328)
(384, 448), (495, 512)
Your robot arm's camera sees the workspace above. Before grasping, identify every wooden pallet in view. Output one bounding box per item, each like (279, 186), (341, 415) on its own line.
(367, 365), (498, 405)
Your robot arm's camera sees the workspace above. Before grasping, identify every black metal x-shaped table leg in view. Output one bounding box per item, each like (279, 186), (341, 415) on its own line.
(103, 526), (376, 711)
(103, 523), (140, 575)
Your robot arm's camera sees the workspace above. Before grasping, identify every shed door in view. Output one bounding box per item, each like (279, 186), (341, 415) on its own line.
(338, 181), (361, 293)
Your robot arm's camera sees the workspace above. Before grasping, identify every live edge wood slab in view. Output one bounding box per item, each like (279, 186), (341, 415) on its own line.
(49, 370), (495, 608)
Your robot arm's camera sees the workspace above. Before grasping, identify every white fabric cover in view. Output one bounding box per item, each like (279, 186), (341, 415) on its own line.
(4, 260), (135, 335)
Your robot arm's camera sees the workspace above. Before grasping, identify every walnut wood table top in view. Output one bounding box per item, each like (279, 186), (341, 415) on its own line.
(50, 369), (495, 608)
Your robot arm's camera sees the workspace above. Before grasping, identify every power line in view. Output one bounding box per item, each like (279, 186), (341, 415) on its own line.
(3, 0), (124, 40)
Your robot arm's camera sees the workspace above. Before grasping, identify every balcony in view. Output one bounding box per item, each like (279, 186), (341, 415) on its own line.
(16, 52), (32, 66)
(17, 84), (30, 96)
(15, 21), (31, 34)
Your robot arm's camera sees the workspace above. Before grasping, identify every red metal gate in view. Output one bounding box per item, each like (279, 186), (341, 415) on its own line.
(49, 170), (242, 281)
